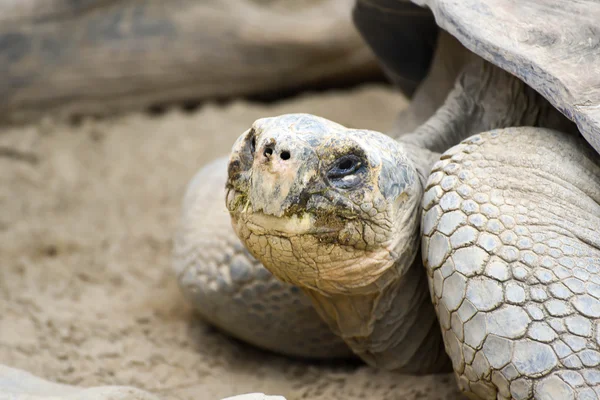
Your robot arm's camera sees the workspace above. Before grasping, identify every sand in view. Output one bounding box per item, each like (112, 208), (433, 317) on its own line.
(0, 85), (463, 400)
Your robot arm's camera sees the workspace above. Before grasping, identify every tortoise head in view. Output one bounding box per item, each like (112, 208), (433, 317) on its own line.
(226, 114), (423, 295)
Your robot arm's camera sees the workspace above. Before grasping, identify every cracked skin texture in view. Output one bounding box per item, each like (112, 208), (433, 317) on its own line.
(423, 127), (600, 399)
(227, 114), (420, 294)
(176, 34), (600, 398)
(224, 111), (600, 398)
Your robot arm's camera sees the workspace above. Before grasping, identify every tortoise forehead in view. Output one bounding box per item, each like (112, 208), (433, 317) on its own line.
(247, 114), (419, 207)
(251, 113), (401, 164)
(253, 113), (346, 138)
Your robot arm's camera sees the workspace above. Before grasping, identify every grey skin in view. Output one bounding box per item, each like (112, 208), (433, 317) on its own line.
(175, 32), (600, 400)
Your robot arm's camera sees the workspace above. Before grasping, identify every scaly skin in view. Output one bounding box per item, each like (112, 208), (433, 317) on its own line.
(423, 128), (600, 399)
(172, 36), (599, 397)
(221, 116), (600, 399)
(218, 55), (600, 398)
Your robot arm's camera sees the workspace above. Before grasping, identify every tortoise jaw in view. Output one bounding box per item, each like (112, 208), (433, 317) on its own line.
(244, 212), (338, 237)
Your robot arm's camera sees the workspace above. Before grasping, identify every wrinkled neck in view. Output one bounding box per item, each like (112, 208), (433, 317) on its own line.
(303, 252), (450, 373)
(298, 143), (451, 373)
(301, 168), (450, 373)
(400, 142), (441, 188)
(398, 56), (575, 154)
(350, 255), (451, 373)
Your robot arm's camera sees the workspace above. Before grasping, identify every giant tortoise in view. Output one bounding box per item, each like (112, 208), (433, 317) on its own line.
(175, 0), (600, 399)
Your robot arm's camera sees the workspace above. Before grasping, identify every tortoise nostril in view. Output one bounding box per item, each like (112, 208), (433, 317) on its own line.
(280, 151), (290, 160)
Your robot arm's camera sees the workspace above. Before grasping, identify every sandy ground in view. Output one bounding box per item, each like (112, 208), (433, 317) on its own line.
(0, 85), (464, 400)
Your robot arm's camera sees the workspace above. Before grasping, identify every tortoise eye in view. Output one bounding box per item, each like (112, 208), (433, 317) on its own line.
(327, 155), (365, 189)
(328, 155), (362, 178)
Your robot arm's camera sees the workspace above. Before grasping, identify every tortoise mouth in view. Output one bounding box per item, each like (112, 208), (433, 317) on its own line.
(227, 189), (341, 237)
(227, 184), (356, 237)
(242, 211), (339, 237)
(229, 197), (399, 293)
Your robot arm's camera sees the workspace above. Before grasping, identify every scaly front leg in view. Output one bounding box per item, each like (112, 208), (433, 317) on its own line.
(423, 127), (600, 399)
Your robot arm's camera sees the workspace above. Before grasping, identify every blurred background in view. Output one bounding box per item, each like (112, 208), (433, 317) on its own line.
(0, 0), (389, 122)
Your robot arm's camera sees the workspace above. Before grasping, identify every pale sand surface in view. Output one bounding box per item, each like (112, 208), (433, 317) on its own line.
(0, 85), (463, 400)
